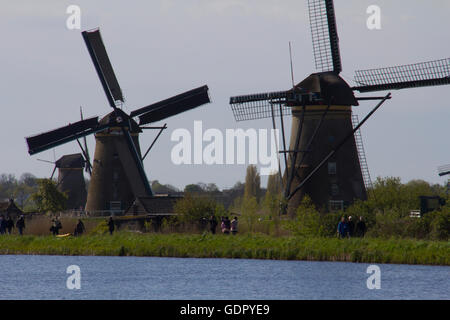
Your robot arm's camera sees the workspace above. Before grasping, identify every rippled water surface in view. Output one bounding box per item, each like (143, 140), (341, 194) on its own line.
(0, 255), (448, 299)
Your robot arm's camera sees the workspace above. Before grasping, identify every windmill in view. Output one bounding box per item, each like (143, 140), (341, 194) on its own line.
(37, 154), (87, 210)
(26, 28), (211, 213)
(229, 0), (450, 214)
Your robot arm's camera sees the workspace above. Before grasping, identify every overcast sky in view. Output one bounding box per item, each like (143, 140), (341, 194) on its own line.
(1, 0), (449, 190)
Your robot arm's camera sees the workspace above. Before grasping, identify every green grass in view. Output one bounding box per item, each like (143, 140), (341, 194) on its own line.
(0, 232), (448, 265)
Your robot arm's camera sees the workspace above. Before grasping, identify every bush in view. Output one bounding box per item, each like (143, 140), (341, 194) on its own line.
(31, 179), (68, 213)
(318, 211), (342, 237)
(367, 177), (446, 215)
(175, 194), (216, 222)
(367, 209), (406, 238)
(160, 216), (181, 233)
(174, 194), (224, 232)
(89, 221), (109, 235)
(429, 209), (450, 240)
(284, 196), (325, 237)
(363, 208), (449, 240)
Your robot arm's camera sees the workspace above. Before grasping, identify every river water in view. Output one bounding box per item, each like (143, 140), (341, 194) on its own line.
(0, 255), (448, 300)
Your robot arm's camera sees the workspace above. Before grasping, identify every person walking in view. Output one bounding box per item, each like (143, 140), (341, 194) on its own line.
(209, 215), (218, 234)
(337, 217), (348, 239)
(220, 217), (225, 234)
(347, 216), (355, 238)
(230, 216), (238, 235)
(0, 215), (6, 234)
(225, 217), (231, 235)
(16, 215), (25, 236)
(50, 218), (63, 236)
(50, 219), (57, 235)
(221, 216), (230, 235)
(74, 219), (86, 236)
(6, 216), (14, 234)
(107, 217), (115, 235)
(356, 216), (367, 237)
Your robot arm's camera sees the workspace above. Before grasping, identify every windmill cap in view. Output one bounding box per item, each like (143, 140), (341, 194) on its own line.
(100, 109), (141, 133)
(295, 72), (359, 106)
(55, 153), (85, 168)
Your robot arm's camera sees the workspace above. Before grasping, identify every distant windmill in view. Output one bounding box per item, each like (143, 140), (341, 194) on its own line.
(229, 0), (450, 213)
(26, 28), (211, 213)
(38, 154), (87, 209)
(55, 154), (87, 210)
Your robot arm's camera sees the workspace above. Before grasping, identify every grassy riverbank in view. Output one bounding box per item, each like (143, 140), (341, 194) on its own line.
(0, 232), (448, 265)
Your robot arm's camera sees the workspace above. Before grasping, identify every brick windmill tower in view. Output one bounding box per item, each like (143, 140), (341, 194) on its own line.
(54, 154), (87, 210)
(229, 0), (450, 213)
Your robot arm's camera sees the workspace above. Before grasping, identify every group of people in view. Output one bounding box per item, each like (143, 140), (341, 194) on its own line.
(2, 215), (113, 237)
(50, 217), (63, 236)
(50, 217), (105, 236)
(2, 212), (368, 239)
(337, 216), (366, 238)
(50, 217), (86, 236)
(207, 215), (238, 235)
(53, 216), (113, 236)
(0, 215), (25, 235)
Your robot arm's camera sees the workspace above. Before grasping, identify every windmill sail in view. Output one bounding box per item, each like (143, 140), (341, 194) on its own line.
(353, 58), (450, 92)
(79, 107), (92, 174)
(131, 85), (210, 125)
(438, 164), (450, 177)
(115, 129), (153, 197)
(82, 29), (124, 107)
(26, 117), (100, 155)
(230, 91), (292, 122)
(229, 90), (321, 122)
(308, 0), (342, 73)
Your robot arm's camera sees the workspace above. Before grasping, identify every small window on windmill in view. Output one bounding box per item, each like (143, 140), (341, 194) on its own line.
(110, 201), (122, 212)
(329, 200), (344, 212)
(331, 183), (339, 196)
(328, 162), (337, 175)
(113, 171), (119, 181)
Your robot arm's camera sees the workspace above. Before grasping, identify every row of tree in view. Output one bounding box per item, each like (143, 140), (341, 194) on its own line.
(172, 165), (449, 240)
(1, 167), (447, 217)
(0, 173), (70, 213)
(0, 173), (38, 210)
